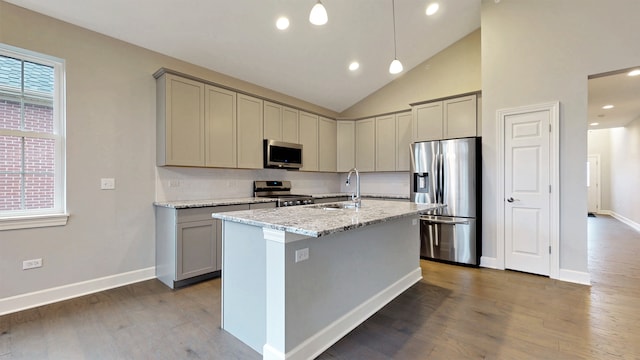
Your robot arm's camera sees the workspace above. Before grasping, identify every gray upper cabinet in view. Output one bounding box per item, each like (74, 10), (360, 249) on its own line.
(412, 94), (478, 141)
(264, 101), (299, 144)
(299, 111), (319, 171)
(318, 117), (337, 172)
(395, 111), (412, 171)
(444, 95), (477, 139)
(355, 118), (375, 172)
(263, 101), (283, 141)
(237, 94), (264, 169)
(282, 106), (300, 143)
(413, 101), (443, 142)
(205, 85), (237, 168)
(375, 114), (396, 171)
(156, 73), (206, 166)
(337, 121), (356, 172)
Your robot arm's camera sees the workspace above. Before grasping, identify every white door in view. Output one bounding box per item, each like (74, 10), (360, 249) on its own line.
(504, 109), (551, 276)
(587, 155), (600, 214)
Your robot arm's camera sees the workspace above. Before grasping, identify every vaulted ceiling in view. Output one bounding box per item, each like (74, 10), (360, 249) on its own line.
(4, 0), (481, 113)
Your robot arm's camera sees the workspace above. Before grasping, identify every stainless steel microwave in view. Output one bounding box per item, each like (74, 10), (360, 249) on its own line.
(263, 139), (303, 169)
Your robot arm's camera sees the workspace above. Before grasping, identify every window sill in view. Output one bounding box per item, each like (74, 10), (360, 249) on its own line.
(0, 213), (69, 231)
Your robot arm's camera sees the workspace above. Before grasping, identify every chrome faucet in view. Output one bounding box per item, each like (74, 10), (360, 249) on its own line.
(346, 168), (361, 208)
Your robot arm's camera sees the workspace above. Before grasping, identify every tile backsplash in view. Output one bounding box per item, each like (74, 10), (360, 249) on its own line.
(156, 167), (410, 201)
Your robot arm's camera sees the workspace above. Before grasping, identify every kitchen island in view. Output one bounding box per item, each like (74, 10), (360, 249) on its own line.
(213, 199), (442, 360)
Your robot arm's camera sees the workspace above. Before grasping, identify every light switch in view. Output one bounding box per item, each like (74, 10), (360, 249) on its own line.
(100, 178), (115, 190)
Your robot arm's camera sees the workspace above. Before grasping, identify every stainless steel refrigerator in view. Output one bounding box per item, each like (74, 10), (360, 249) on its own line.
(410, 137), (481, 266)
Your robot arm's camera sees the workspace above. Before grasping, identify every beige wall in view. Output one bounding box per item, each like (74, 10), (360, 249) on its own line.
(481, 0), (640, 275)
(339, 30), (481, 119)
(609, 117), (640, 225)
(0, 1), (337, 302)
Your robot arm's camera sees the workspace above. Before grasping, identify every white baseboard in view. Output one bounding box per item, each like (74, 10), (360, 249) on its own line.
(557, 268), (591, 286)
(263, 267), (422, 360)
(0, 267), (156, 316)
(608, 211), (640, 233)
(480, 256), (500, 269)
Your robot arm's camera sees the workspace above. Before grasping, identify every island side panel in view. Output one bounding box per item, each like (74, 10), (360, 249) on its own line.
(280, 216), (421, 356)
(221, 221), (267, 354)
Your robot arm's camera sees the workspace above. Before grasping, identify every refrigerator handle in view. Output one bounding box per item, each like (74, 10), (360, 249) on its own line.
(420, 217), (470, 225)
(434, 152), (440, 203)
(438, 153), (445, 203)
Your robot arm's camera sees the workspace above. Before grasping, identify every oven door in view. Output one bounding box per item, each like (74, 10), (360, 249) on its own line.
(420, 215), (477, 265)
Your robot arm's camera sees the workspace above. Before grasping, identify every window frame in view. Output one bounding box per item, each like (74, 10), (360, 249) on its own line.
(0, 43), (68, 230)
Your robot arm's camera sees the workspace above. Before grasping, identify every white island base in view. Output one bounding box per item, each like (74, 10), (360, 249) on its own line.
(221, 215), (421, 360)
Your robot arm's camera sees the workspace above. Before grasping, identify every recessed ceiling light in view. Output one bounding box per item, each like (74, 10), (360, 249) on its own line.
(628, 69), (640, 76)
(590, 122), (600, 126)
(349, 62), (360, 71)
(276, 17), (290, 30)
(602, 104), (614, 109)
(426, 3), (439, 16)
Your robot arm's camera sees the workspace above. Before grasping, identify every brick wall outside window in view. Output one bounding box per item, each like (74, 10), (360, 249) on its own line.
(0, 101), (55, 211)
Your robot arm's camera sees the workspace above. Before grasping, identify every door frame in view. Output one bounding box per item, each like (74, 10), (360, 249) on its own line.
(496, 101), (560, 279)
(587, 154), (601, 214)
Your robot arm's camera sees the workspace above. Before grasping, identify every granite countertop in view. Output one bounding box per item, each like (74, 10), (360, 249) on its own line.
(212, 199), (442, 238)
(154, 197), (277, 209)
(311, 193), (410, 200)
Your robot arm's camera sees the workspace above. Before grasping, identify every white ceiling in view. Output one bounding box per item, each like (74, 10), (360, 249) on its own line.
(588, 68), (640, 130)
(5, 0), (481, 113)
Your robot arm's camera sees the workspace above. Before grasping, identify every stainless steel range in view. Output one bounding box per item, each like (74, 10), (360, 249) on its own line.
(253, 180), (314, 207)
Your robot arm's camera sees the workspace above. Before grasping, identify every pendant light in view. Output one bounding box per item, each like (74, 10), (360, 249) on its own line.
(309, 1), (328, 26)
(389, 0), (403, 74)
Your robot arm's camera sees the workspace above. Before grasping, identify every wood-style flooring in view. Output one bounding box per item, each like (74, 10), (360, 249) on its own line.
(1, 215), (639, 359)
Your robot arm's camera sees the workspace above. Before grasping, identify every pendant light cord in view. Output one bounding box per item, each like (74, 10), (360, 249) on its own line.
(392, 0), (398, 59)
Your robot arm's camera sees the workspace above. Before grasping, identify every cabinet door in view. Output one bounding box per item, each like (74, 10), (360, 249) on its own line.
(375, 115), (396, 171)
(158, 74), (205, 166)
(264, 101), (283, 141)
(177, 220), (216, 280)
(337, 121), (355, 172)
(237, 94), (264, 169)
(395, 111), (412, 171)
(282, 107), (299, 143)
(444, 94), (477, 139)
(318, 117), (337, 172)
(205, 85), (237, 168)
(413, 101), (443, 142)
(299, 111), (319, 171)
(355, 118), (375, 172)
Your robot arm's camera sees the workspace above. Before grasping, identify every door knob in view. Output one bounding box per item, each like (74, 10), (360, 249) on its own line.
(507, 197), (515, 203)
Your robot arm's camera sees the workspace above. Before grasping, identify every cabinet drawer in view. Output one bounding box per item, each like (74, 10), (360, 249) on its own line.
(177, 204), (250, 223)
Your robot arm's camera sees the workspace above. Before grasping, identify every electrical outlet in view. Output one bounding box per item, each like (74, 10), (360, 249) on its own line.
(22, 258), (43, 270)
(100, 178), (115, 190)
(295, 248), (309, 263)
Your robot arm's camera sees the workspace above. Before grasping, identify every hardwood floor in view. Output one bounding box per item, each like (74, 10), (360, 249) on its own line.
(1, 215), (639, 359)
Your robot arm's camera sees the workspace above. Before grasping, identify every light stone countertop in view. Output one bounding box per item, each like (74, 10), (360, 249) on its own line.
(153, 197), (277, 209)
(212, 199), (442, 237)
(311, 193), (410, 200)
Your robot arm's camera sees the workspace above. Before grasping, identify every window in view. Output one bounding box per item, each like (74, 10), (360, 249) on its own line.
(0, 44), (67, 230)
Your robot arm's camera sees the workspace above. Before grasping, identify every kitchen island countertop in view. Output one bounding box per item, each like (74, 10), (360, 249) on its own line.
(212, 199), (441, 238)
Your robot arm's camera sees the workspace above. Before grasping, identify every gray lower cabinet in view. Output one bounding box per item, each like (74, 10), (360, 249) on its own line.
(156, 204), (261, 289)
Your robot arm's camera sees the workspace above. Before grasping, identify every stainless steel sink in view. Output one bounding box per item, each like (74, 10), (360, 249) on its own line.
(310, 202), (358, 210)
